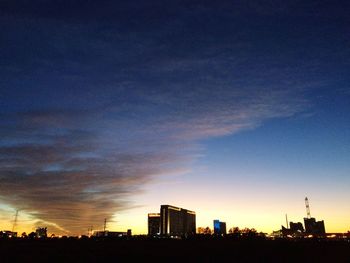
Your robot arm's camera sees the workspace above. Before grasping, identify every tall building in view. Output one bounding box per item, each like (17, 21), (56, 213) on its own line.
(160, 205), (196, 236)
(303, 197), (326, 236)
(148, 213), (160, 235)
(213, 220), (226, 235)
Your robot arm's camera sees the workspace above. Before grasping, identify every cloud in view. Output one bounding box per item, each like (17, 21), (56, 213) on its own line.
(0, 84), (308, 234)
(0, 108), (186, 233)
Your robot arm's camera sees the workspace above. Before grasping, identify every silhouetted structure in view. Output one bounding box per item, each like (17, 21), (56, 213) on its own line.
(160, 205), (196, 236)
(281, 223), (303, 237)
(93, 230), (131, 238)
(281, 218), (325, 237)
(92, 231), (108, 237)
(280, 197), (326, 237)
(213, 220), (226, 235)
(281, 225), (292, 236)
(0, 230), (17, 238)
(290, 222), (304, 233)
(305, 197), (311, 218)
(303, 197), (326, 236)
(148, 213), (160, 235)
(304, 218), (326, 236)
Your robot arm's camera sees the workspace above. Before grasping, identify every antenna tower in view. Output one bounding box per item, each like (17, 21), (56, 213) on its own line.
(12, 210), (18, 232)
(305, 197), (311, 218)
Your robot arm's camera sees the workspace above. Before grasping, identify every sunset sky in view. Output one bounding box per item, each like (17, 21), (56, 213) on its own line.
(0, 0), (349, 235)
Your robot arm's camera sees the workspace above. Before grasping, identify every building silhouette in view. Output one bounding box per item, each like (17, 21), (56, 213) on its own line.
(303, 197), (326, 236)
(281, 222), (304, 237)
(304, 217), (326, 236)
(148, 213), (160, 235)
(290, 222), (304, 233)
(93, 230), (131, 238)
(160, 205), (196, 236)
(280, 198), (326, 237)
(281, 218), (325, 237)
(213, 220), (226, 235)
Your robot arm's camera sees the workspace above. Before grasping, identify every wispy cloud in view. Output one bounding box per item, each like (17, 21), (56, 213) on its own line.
(0, 84), (309, 233)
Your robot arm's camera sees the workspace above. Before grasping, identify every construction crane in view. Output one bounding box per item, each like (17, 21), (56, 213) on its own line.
(305, 197), (311, 218)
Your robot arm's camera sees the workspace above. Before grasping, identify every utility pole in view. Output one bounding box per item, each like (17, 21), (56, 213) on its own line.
(12, 210), (18, 233)
(305, 197), (311, 218)
(285, 214), (289, 229)
(103, 218), (107, 232)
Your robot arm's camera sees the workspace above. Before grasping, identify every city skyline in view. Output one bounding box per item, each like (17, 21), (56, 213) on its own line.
(0, 197), (345, 236)
(1, 0), (350, 236)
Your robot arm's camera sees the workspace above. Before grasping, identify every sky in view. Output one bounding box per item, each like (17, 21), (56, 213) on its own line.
(0, 0), (349, 235)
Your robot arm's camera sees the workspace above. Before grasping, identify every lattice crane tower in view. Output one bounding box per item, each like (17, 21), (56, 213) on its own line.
(305, 197), (311, 218)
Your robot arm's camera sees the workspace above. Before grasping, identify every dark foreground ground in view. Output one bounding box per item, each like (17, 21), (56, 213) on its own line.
(1, 238), (349, 262)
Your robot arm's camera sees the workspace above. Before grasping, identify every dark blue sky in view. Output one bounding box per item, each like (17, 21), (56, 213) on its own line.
(0, 0), (349, 233)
